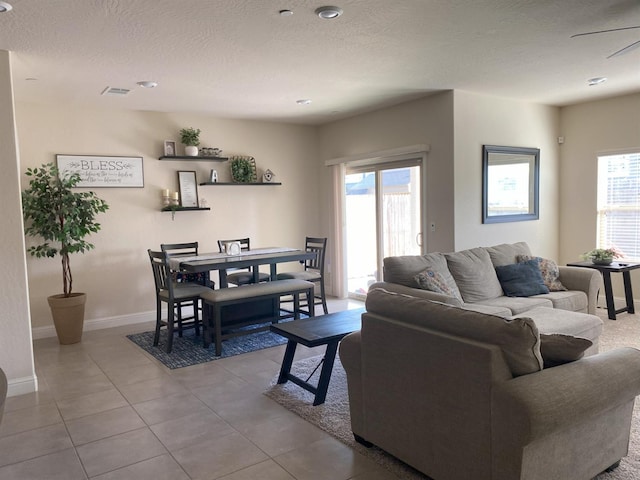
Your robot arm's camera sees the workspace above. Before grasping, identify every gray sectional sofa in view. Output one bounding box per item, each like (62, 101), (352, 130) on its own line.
(339, 287), (640, 480)
(376, 242), (601, 316)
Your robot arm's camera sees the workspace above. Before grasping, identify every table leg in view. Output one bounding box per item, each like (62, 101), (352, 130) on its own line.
(314, 341), (339, 406)
(277, 340), (298, 384)
(270, 264), (277, 281)
(602, 271), (616, 320)
(219, 270), (229, 289)
(623, 271), (635, 314)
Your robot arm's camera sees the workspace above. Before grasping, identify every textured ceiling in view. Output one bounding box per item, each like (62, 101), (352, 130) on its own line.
(1, 0), (639, 125)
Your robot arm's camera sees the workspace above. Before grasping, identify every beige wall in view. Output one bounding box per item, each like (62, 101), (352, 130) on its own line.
(559, 93), (640, 299)
(0, 51), (37, 395)
(318, 92), (455, 254)
(453, 91), (561, 257)
(16, 103), (322, 334)
(318, 90), (561, 259)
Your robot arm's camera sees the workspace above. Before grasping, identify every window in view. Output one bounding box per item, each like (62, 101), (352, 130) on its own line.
(597, 152), (640, 261)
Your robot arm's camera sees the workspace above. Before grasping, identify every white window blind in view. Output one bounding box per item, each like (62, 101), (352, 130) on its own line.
(597, 152), (640, 261)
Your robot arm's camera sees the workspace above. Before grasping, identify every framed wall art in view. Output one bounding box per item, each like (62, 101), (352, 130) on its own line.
(178, 170), (199, 207)
(164, 140), (176, 156)
(56, 154), (144, 188)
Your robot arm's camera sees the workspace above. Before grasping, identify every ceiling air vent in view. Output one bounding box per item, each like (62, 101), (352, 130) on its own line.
(101, 86), (131, 96)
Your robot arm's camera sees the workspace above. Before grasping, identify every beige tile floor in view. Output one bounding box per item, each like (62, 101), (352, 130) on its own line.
(0, 298), (402, 480)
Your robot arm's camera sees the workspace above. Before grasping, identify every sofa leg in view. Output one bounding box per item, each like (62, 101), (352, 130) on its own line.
(354, 434), (373, 448)
(605, 460), (621, 472)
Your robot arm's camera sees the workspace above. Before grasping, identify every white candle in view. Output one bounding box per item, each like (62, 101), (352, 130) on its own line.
(171, 191), (179, 200)
(162, 188), (170, 197)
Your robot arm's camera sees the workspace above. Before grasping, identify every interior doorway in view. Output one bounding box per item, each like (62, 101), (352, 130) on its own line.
(344, 161), (423, 299)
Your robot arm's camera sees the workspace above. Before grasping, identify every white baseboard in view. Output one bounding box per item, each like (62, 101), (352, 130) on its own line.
(31, 310), (157, 340)
(8, 375), (38, 397)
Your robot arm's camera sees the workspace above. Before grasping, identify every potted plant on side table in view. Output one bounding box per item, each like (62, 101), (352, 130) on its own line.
(21, 163), (109, 344)
(581, 247), (624, 266)
(179, 127), (201, 156)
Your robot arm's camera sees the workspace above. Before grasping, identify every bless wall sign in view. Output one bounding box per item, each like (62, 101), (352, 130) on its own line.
(56, 154), (144, 188)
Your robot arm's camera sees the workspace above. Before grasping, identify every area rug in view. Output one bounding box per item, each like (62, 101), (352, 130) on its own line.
(127, 325), (287, 369)
(265, 311), (640, 480)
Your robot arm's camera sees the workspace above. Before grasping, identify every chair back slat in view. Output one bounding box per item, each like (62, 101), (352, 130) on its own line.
(148, 249), (174, 296)
(161, 242), (199, 257)
(304, 237), (327, 274)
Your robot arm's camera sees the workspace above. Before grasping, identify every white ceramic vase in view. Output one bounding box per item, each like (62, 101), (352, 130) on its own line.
(184, 145), (198, 156)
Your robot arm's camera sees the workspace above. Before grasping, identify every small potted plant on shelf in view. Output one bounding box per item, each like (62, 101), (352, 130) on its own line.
(581, 247), (624, 265)
(22, 163), (109, 344)
(179, 127), (201, 156)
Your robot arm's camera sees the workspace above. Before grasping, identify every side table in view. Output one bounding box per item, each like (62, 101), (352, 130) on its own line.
(567, 261), (640, 320)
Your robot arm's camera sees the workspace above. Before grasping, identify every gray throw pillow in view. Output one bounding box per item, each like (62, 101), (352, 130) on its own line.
(383, 252), (449, 288)
(445, 247), (504, 302)
(539, 334), (592, 368)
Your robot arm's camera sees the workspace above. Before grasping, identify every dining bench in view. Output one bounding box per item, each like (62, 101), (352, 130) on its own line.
(200, 279), (315, 355)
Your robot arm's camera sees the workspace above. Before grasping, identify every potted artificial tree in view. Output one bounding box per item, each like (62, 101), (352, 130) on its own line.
(21, 163), (109, 344)
(179, 127), (201, 156)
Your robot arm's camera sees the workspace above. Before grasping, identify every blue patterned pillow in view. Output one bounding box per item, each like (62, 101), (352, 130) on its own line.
(495, 259), (549, 297)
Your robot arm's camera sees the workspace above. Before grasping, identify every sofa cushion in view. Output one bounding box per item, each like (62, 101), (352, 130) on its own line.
(495, 260), (550, 297)
(475, 296), (553, 315)
(383, 253), (450, 289)
(532, 290), (588, 313)
(366, 287), (543, 377)
(539, 334), (593, 368)
(516, 306), (603, 341)
(485, 242), (532, 267)
(445, 247), (503, 302)
(517, 255), (567, 291)
(414, 269), (462, 301)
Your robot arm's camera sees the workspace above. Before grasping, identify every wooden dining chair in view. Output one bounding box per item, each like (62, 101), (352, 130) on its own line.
(277, 236), (328, 315)
(217, 237), (270, 286)
(160, 241), (214, 288)
(148, 249), (213, 353)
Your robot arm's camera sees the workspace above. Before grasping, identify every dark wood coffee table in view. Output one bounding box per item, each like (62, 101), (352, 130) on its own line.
(270, 308), (364, 405)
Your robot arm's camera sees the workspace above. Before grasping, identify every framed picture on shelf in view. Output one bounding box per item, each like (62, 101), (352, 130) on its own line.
(178, 170), (199, 207)
(164, 140), (176, 156)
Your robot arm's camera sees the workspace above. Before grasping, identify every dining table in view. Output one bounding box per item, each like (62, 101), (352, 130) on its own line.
(167, 247), (317, 288)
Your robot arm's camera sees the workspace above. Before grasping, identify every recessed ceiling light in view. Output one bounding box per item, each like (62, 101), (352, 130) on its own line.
(588, 77), (607, 86)
(315, 6), (343, 19)
(279, 9), (293, 16)
(0, 2), (13, 13)
(296, 99), (312, 105)
(137, 81), (158, 88)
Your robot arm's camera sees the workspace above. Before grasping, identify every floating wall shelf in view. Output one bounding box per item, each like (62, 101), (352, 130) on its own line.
(159, 155), (228, 161)
(199, 182), (282, 186)
(161, 206), (211, 212)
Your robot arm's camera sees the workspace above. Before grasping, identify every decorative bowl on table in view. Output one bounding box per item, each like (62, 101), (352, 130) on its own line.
(592, 258), (613, 266)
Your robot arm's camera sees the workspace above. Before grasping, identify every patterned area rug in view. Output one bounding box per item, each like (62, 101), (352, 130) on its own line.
(265, 311), (640, 480)
(127, 325), (287, 369)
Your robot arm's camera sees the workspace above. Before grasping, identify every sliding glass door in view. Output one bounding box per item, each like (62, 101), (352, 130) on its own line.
(345, 161), (423, 299)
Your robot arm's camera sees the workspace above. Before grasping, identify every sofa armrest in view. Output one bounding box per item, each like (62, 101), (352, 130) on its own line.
(339, 331), (364, 436)
(368, 281), (463, 306)
(493, 347), (640, 444)
(557, 266), (601, 314)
